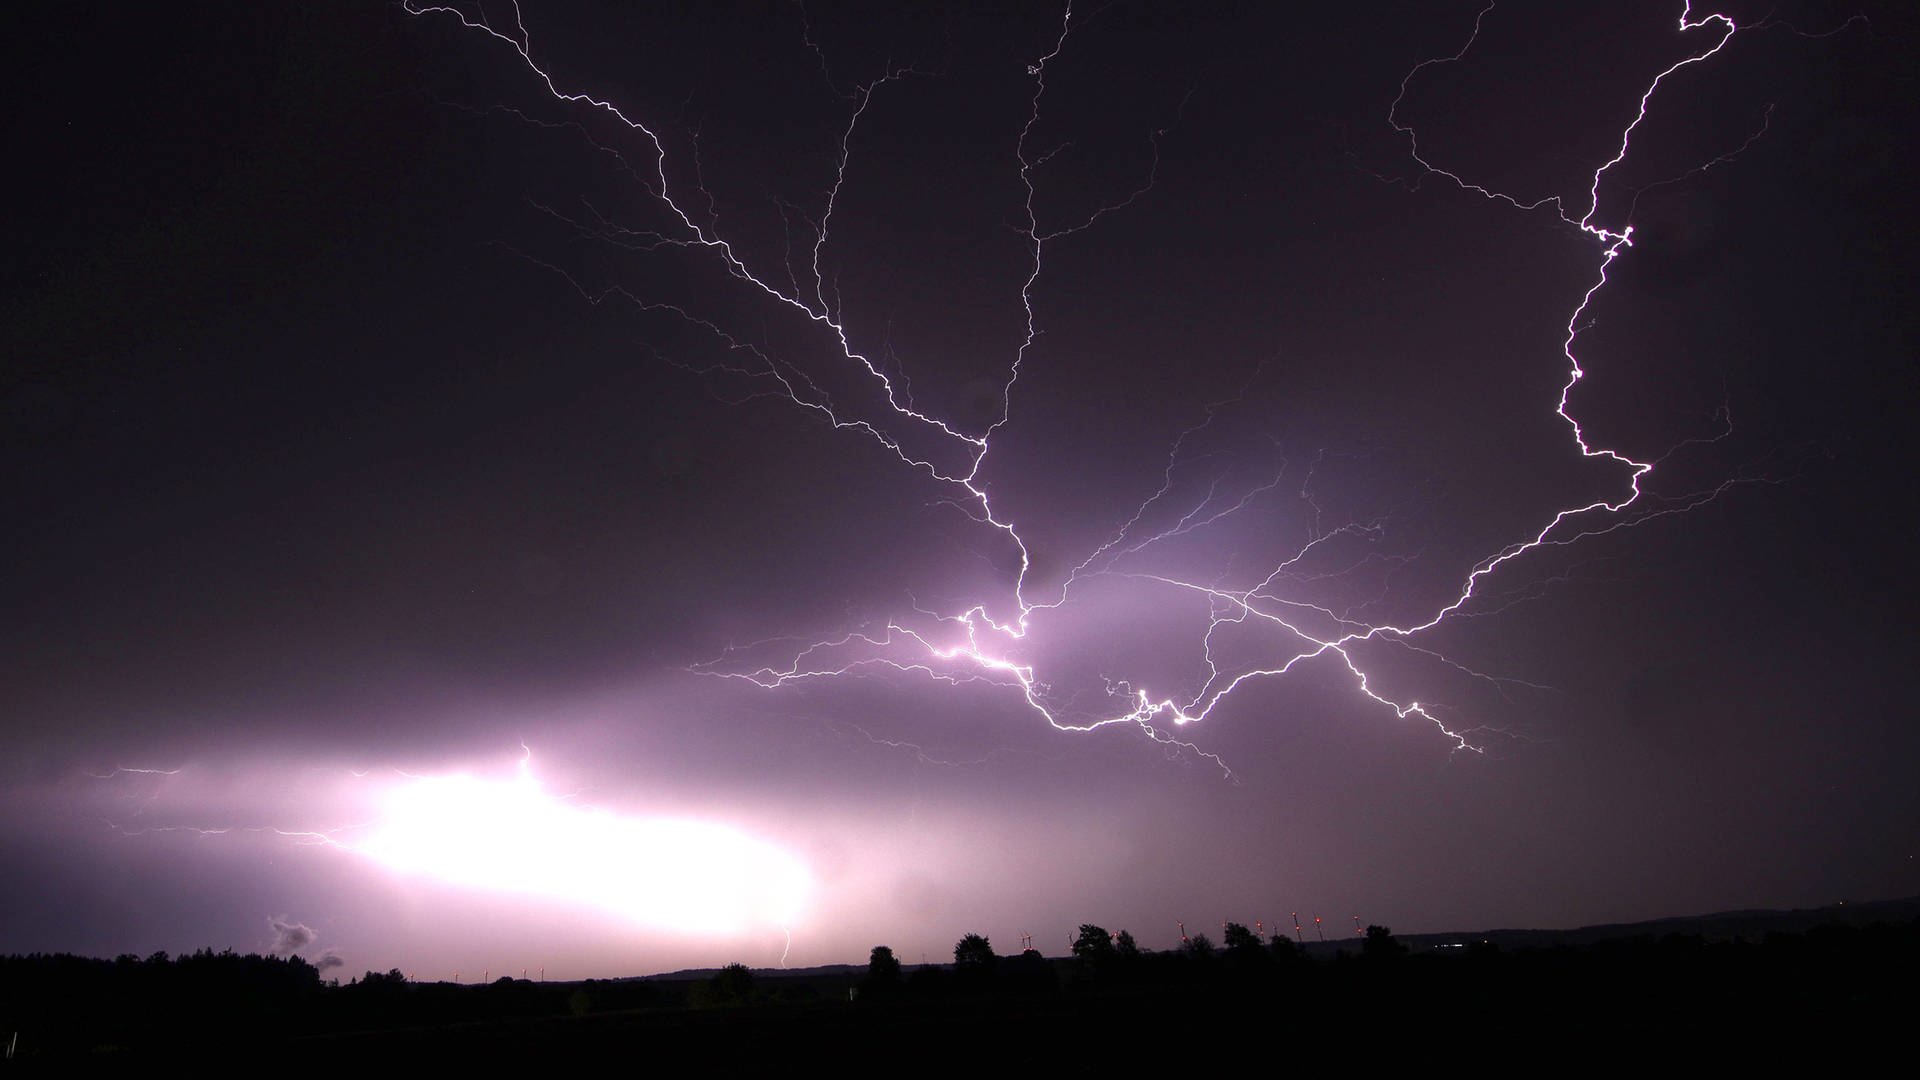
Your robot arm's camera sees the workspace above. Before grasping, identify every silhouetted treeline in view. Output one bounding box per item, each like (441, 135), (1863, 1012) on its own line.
(3, 916), (1915, 1063)
(0, 948), (323, 1055)
(0, 949), (686, 1057)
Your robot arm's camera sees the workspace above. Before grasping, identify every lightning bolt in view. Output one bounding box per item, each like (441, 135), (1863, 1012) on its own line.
(397, 2), (1832, 772)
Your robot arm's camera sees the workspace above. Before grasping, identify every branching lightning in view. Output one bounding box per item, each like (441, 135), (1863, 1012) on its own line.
(398, 2), (1813, 773)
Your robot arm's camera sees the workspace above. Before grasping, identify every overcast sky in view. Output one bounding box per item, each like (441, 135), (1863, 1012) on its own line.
(3, 1), (1913, 980)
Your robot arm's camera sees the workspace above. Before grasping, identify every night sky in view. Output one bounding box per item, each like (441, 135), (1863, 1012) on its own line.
(4, 2), (1914, 979)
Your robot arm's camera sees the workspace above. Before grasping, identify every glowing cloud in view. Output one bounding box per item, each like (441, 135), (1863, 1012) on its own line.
(351, 765), (809, 935)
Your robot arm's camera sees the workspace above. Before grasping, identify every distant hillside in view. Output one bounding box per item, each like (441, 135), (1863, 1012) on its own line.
(650, 895), (1920, 979)
(639, 962), (863, 983)
(1390, 895), (1920, 953)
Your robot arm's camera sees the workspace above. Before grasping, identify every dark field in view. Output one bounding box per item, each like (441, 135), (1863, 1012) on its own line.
(5, 901), (1913, 1066)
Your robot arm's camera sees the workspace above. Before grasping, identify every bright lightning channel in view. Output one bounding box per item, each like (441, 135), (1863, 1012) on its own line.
(401, 2), (1777, 771)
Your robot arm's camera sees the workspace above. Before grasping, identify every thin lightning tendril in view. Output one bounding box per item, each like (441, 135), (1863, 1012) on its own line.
(401, 2), (1789, 773)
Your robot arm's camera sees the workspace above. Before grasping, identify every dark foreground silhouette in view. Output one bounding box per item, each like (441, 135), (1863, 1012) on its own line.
(4, 903), (1914, 1064)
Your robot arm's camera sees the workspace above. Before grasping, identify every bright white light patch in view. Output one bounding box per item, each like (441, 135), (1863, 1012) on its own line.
(353, 768), (809, 934)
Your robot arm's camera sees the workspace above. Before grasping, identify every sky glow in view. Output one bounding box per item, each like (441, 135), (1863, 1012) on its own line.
(4, 1), (1909, 980)
(351, 761), (810, 936)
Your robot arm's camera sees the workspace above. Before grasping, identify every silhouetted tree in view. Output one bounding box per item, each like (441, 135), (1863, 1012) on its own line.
(1003, 947), (1058, 992)
(693, 962), (757, 1007)
(1114, 930), (1141, 960)
(1222, 922), (1271, 975)
(954, 933), (997, 971)
(861, 945), (904, 999)
(867, 945), (902, 983)
(953, 933), (997, 990)
(1072, 924), (1116, 968)
(1183, 933), (1216, 960)
(1363, 925), (1407, 961)
(1223, 922), (1263, 955)
(347, 967), (407, 991)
